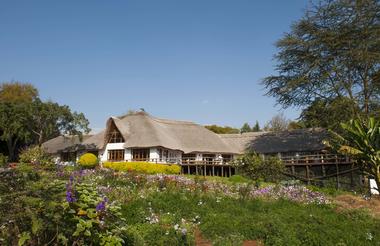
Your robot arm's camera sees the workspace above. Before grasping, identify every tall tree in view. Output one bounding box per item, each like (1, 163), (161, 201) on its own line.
(252, 121), (261, 132)
(263, 0), (380, 122)
(0, 102), (32, 161)
(240, 123), (252, 133)
(30, 99), (90, 146)
(300, 96), (359, 131)
(264, 113), (290, 132)
(0, 82), (38, 103)
(0, 82), (91, 160)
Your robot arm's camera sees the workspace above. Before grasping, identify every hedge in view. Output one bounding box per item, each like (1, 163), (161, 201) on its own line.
(103, 161), (181, 174)
(78, 153), (98, 169)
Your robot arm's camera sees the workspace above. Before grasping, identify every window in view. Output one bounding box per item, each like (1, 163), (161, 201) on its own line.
(108, 149), (125, 161)
(61, 152), (76, 162)
(132, 148), (150, 161)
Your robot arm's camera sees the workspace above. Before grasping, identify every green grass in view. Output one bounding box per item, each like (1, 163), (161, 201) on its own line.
(1, 166), (380, 246)
(120, 189), (380, 246)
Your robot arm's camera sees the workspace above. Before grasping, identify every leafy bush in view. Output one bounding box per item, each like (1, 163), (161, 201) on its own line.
(228, 175), (250, 183)
(78, 153), (98, 169)
(19, 146), (53, 167)
(0, 153), (8, 167)
(103, 161), (181, 174)
(233, 152), (285, 182)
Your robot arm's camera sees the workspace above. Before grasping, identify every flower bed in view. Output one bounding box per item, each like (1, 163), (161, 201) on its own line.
(103, 161), (181, 175)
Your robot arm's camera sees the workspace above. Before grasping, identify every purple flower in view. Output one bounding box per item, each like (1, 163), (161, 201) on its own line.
(66, 189), (76, 203)
(96, 197), (108, 212)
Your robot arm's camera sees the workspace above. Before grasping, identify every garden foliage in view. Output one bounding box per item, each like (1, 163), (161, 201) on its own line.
(78, 153), (99, 169)
(233, 152), (285, 182)
(103, 161), (181, 174)
(19, 146), (53, 167)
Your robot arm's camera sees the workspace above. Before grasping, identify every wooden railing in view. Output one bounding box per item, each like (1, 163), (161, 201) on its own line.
(115, 154), (352, 167)
(279, 154), (352, 166)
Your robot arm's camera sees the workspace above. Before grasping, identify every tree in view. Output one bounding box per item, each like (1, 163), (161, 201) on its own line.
(287, 121), (305, 130)
(0, 82), (38, 103)
(299, 97), (359, 131)
(0, 82), (91, 160)
(326, 117), (380, 192)
(205, 125), (240, 134)
(240, 123), (252, 133)
(30, 99), (90, 146)
(264, 113), (290, 132)
(233, 152), (285, 182)
(252, 121), (260, 132)
(0, 102), (33, 161)
(263, 0), (380, 120)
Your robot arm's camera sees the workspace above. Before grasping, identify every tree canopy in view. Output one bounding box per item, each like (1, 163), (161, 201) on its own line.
(205, 125), (240, 134)
(264, 113), (291, 132)
(0, 82), (90, 160)
(263, 0), (380, 127)
(240, 123), (252, 133)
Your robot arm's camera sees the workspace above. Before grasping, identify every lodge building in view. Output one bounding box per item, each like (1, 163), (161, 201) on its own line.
(42, 111), (360, 188)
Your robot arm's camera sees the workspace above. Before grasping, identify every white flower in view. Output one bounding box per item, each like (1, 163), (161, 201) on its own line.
(174, 224), (179, 230)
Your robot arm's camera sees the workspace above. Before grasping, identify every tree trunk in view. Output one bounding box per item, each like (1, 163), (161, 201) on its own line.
(6, 137), (17, 162)
(38, 130), (43, 147)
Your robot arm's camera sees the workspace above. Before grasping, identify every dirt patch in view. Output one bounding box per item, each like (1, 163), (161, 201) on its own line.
(194, 228), (212, 246)
(334, 194), (380, 218)
(242, 240), (264, 246)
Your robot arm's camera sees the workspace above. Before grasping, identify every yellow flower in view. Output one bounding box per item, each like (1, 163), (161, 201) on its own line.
(77, 209), (87, 216)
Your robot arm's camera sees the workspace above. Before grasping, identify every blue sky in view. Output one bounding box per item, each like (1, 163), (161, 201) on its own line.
(0, 0), (308, 132)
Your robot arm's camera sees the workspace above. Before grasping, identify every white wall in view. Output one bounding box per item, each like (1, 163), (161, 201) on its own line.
(101, 143), (125, 162)
(125, 149), (131, 161)
(150, 148), (160, 161)
(370, 178), (379, 195)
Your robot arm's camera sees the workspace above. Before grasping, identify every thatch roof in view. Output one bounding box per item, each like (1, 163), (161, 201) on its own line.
(42, 113), (329, 155)
(104, 112), (237, 154)
(219, 132), (267, 153)
(42, 135), (93, 154)
(220, 128), (329, 154)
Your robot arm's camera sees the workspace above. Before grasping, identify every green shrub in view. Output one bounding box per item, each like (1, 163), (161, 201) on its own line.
(0, 153), (8, 168)
(78, 153), (98, 169)
(103, 161), (181, 174)
(233, 152), (285, 182)
(19, 146), (53, 167)
(228, 175), (250, 183)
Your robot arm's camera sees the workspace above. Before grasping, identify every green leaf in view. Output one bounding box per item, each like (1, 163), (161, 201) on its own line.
(18, 232), (31, 246)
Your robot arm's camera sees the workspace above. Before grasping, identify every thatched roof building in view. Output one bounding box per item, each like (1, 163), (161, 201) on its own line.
(42, 112), (329, 164)
(103, 112), (236, 154)
(219, 128), (328, 154)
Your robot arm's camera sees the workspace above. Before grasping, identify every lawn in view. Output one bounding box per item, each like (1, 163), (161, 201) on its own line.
(0, 165), (379, 245)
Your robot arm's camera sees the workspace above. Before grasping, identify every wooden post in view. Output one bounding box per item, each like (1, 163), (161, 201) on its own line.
(221, 166), (224, 177)
(196, 165), (198, 176)
(306, 165), (310, 185)
(336, 163), (340, 189)
(212, 165), (215, 176)
(321, 164), (326, 187)
(204, 164), (207, 176)
(187, 165), (190, 175)
(229, 166), (232, 177)
(291, 165), (295, 176)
